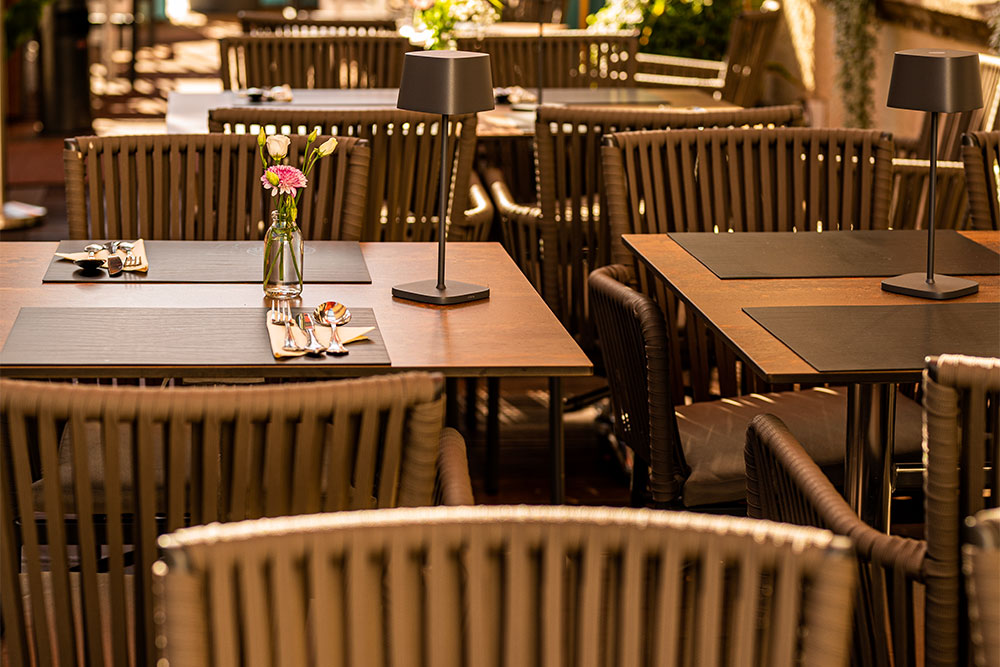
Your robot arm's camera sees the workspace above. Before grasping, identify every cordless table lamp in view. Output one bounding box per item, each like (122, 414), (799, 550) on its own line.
(881, 49), (983, 299)
(393, 50), (495, 305)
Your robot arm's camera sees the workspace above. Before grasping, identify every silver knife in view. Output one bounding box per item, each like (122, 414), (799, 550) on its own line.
(295, 313), (328, 355)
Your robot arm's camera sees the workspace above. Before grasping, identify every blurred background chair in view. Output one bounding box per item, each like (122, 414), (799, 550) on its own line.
(63, 133), (369, 240)
(156, 505), (857, 667)
(0, 372), (472, 667)
(237, 10), (398, 35)
(745, 354), (1000, 667)
(961, 130), (1000, 230)
(964, 508), (1000, 667)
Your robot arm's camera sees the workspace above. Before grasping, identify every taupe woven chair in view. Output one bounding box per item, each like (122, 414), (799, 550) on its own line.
(63, 133), (369, 241)
(218, 34), (413, 90)
(208, 108), (492, 242)
(237, 10), (397, 34)
(0, 373), (472, 667)
(156, 505), (857, 667)
(454, 30), (638, 88)
(745, 354), (1000, 667)
(964, 508), (1000, 667)
(589, 264), (923, 508)
(634, 6), (780, 107)
(961, 130), (1000, 230)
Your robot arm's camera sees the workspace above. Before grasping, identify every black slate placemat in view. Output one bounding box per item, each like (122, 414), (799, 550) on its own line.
(0, 307), (390, 367)
(43, 240), (372, 284)
(670, 230), (1000, 279)
(743, 303), (1000, 373)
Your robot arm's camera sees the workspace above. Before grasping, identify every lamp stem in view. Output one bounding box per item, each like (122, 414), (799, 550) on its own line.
(437, 113), (449, 290)
(926, 110), (938, 283)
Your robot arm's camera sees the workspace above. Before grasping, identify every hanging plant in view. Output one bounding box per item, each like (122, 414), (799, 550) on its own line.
(830, 0), (877, 128)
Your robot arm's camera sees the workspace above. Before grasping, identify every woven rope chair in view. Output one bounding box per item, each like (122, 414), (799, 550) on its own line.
(745, 354), (1000, 667)
(454, 30), (638, 88)
(155, 505), (857, 667)
(63, 133), (369, 241)
(602, 127), (894, 401)
(208, 107), (492, 242)
(237, 10), (397, 34)
(634, 6), (780, 107)
(964, 508), (1000, 667)
(589, 263), (923, 508)
(0, 373), (472, 667)
(218, 34), (413, 90)
(961, 130), (1000, 230)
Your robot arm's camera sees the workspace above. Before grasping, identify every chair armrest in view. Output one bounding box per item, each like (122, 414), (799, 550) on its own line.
(456, 173), (494, 242)
(635, 52), (726, 89)
(483, 166), (540, 222)
(434, 427), (475, 506)
(483, 166), (544, 289)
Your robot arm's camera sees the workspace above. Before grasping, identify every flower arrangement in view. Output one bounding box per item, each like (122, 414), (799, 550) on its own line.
(403, 0), (502, 50)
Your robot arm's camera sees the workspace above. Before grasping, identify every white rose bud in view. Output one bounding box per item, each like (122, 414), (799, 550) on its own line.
(317, 137), (338, 156)
(266, 135), (291, 159)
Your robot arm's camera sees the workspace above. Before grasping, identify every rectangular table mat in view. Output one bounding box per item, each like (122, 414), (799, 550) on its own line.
(43, 240), (372, 284)
(669, 230), (1000, 279)
(743, 303), (1000, 373)
(0, 307), (390, 367)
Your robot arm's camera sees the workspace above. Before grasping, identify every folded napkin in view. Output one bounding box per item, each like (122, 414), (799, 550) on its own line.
(55, 239), (149, 273)
(265, 313), (373, 359)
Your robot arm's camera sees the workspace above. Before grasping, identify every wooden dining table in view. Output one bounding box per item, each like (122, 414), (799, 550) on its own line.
(0, 241), (592, 503)
(624, 230), (1000, 530)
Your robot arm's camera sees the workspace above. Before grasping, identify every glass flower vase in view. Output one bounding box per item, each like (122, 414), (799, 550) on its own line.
(263, 210), (304, 299)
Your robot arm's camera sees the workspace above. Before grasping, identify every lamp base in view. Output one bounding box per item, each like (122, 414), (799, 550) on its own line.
(880, 272), (979, 300)
(392, 279), (490, 305)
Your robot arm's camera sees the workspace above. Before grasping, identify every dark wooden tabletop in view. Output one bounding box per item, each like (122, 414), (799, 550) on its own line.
(0, 241), (592, 379)
(624, 230), (1000, 384)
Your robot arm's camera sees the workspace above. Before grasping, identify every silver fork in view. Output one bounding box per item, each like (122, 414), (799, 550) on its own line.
(119, 241), (140, 267)
(270, 300), (301, 351)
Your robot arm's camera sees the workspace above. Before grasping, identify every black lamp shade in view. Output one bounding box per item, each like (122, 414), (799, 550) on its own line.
(396, 51), (495, 116)
(887, 49), (983, 113)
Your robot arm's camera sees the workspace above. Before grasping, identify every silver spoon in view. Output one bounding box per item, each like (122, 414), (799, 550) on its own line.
(295, 312), (327, 355)
(313, 301), (351, 356)
(75, 244), (106, 272)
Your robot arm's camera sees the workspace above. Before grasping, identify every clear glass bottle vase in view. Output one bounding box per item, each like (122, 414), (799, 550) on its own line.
(263, 210), (304, 299)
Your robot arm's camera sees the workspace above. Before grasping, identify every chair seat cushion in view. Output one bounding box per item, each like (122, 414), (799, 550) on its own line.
(676, 387), (923, 507)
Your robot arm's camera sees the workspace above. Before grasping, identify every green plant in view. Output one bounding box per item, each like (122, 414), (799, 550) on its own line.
(4, 0), (53, 58)
(830, 0), (876, 128)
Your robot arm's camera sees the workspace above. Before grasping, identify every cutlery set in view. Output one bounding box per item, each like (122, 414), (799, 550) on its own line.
(270, 300), (352, 356)
(73, 241), (140, 275)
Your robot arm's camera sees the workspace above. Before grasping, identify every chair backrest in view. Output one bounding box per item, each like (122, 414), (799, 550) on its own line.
(237, 10), (397, 34)
(719, 7), (781, 106)
(499, 0), (568, 22)
(63, 133), (369, 240)
(208, 108), (478, 242)
(964, 508), (1000, 667)
(961, 130), (1000, 230)
(0, 372), (447, 667)
(454, 30), (638, 88)
(533, 105), (804, 343)
(923, 354), (1000, 667)
(588, 264), (686, 504)
(156, 505), (857, 667)
(218, 34), (413, 90)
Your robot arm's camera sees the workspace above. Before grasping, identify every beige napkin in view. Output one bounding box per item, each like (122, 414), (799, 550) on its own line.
(55, 239), (149, 272)
(265, 313), (373, 358)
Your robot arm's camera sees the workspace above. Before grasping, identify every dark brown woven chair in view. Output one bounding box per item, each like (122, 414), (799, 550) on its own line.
(0, 373), (472, 667)
(156, 505), (857, 667)
(889, 157), (969, 230)
(218, 34), (413, 90)
(454, 30), (638, 88)
(745, 354), (1000, 667)
(208, 107), (492, 242)
(964, 508), (1000, 667)
(237, 9), (397, 34)
(634, 6), (780, 107)
(62, 133), (369, 241)
(588, 263), (923, 508)
(961, 130), (1000, 230)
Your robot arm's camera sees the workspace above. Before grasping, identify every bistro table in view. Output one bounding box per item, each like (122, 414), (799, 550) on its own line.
(624, 230), (1000, 530)
(166, 87), (738, 136)
(0, 241), (592, 503)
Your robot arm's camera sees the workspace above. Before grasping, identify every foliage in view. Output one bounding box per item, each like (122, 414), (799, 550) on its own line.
(4, 0), (53, 58)
(830, 0), (876, 128)
(588, 0), (761, 61)
(406, 0), (503, 49)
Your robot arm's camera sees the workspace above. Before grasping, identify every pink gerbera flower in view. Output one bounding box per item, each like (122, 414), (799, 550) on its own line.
(262, 165), (308, 198)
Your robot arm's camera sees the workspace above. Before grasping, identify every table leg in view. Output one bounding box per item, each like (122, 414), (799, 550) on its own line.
(549, 377), (565, 504)
(845, 383), (897, 531)
(486, 377), (500, 495)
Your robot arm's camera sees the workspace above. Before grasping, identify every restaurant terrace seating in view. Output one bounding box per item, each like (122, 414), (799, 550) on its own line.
(63, 133), (370, 240)
(155, 505), (857, 666)
(0, 373), (472, 667)
(961, 130), (1000, 230)
(964, 508), (1000, 667)
(207, 107), (492, 241)
(237, 9), (397, 34)
(745, 354), (1000, 667)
